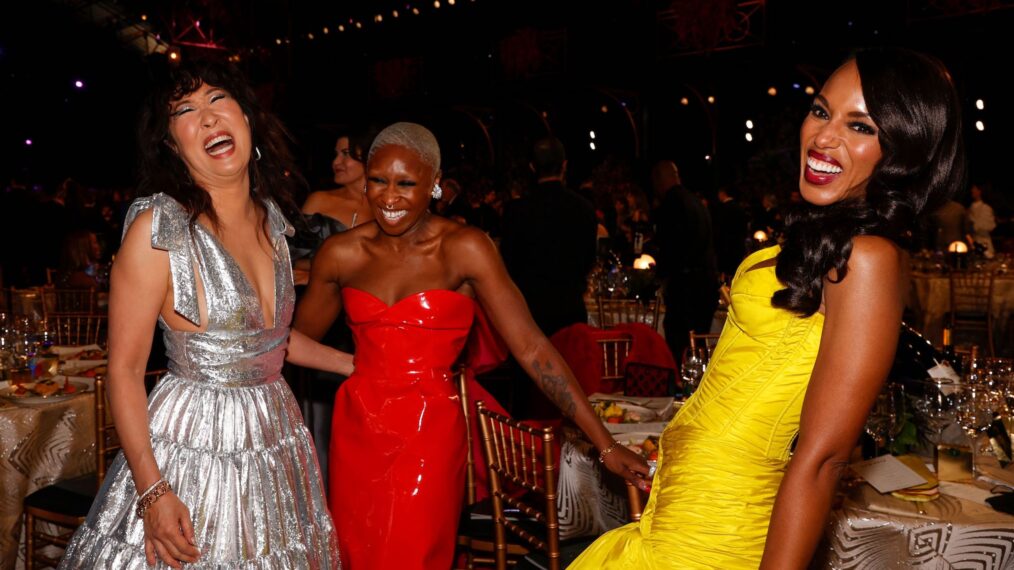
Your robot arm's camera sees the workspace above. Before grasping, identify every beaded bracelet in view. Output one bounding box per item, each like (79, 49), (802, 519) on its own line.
(135, 479), (172, 519)
(598, 441), (621, 464)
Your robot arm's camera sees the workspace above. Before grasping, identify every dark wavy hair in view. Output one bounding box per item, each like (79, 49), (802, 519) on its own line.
(337, 125), (380, 165)
(773, 47), (966, 316)
(136, 59), (305, 231)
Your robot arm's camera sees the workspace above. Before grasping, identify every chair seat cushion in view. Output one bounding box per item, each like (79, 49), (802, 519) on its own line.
(24, 473), (97, 518)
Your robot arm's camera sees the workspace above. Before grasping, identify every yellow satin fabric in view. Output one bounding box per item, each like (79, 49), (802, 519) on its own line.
(570, 245), (825, 569)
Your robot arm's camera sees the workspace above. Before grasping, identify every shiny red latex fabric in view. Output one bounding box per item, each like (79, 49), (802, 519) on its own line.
(330, 288), (474, 569)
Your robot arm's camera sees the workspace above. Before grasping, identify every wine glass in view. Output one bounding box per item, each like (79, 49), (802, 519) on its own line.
(680, 347), (708, 397)
(954, 384), (999, 478)
(864, 391), (899, 456)
(913, 378), (957, 445)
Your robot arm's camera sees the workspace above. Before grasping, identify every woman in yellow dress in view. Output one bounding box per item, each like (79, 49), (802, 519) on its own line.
(570, 47), (966, 569)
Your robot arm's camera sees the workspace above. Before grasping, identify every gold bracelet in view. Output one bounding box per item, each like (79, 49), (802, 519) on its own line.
(598, 441), (621, 464)
(135, 479), (172, 519)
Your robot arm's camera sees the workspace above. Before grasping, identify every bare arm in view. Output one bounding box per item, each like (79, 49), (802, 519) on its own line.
(454, 229), (649, 483)
(286, 328), (354, 376)
(108, 210), (200, 567)
(293, 237), (346, 341)
(760, 236), (904, 569)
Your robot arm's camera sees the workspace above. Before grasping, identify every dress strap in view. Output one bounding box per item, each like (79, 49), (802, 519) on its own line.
(264, 199), (295, 238)
(122, 193), (202, 326)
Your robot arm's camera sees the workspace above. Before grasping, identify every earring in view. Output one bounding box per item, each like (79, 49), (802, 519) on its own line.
(431, 183), (443, 200)
(253, 146), (263, 161)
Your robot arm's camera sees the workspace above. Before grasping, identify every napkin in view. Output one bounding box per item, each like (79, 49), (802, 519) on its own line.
(51, 344), (103, 356)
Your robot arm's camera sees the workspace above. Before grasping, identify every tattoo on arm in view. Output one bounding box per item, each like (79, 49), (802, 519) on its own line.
(531, 359), (577, 418)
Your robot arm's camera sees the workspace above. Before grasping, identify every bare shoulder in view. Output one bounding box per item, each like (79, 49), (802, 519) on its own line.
(847, 235), (903, 275)
(444, 223), (496, 257)
(120, 208), (155, 252)
(317, 223), (374, 259)
(302, 189), (335, 214)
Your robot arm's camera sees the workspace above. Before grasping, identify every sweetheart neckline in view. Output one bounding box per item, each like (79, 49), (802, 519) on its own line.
(342, 287), (473, 308)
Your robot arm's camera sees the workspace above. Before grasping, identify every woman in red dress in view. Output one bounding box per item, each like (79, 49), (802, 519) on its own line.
(294, 122), (649, 569)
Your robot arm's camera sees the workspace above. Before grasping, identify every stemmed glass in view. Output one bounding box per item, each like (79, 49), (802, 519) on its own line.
(913, 378), (957, 445)
(954, 384), (999, 478)
(680, 347), (709, 397)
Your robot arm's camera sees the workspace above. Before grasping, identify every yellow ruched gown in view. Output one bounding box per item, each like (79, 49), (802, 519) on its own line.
(570, 245), (825, 569)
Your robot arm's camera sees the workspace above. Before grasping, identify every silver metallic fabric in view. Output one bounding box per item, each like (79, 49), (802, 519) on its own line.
(59, 193), (340, 569)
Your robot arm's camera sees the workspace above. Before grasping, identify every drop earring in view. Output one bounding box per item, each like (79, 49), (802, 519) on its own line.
(431, 183), (443, 200)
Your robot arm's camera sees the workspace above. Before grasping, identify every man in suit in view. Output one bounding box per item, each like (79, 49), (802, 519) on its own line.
(711, 186), (751, 279)
(500, 137), (597, 338)
(651, 160), (719, 363)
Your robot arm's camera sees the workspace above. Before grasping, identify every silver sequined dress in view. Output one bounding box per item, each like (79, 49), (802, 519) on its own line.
(59, 193), (340, 569)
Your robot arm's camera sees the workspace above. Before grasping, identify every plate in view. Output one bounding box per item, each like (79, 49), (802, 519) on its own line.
(59, 360), (108, 376)
(594, 400), (657, 424)
(0, 380), (91, 405)
(614, 431), (662, 459)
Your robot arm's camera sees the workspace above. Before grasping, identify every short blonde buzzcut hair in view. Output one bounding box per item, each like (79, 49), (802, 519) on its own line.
(368, 122), (441, 172)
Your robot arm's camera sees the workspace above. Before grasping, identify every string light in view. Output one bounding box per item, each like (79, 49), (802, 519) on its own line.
(976, 99), (985, 110)
(707, 95), (715, 104)
(74, 80), (84, 89)
(392, 10), (399, 17)
(680, 97), (689, 106)
(323, 27), (329, 34)
(767, 87), (777, 96)
(412, 7), (420, 14)
(745, 120), (753, 129)
(434, 0), (441, 7)
(804, 86), (815, 95)
(745, 133), (753, 142)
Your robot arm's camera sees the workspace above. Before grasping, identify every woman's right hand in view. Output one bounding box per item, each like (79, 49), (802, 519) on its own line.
(142, 491), (201, 568)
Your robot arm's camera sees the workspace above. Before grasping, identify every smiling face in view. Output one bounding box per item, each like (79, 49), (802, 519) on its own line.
(166, 82), (252, 188)
(332, 136), (366, 187)
(366, 144), (439, 236)
(799, 60), (883, 206)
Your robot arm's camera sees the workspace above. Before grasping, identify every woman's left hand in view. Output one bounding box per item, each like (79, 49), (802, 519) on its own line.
(602, 445), (651, 490)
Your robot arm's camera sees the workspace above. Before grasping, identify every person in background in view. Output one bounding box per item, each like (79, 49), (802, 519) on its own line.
(571, 47), (966, 570)
(56, 229), (105, 289)
(500, 136), (597, 338)
(968, 183), (996, 258)
(289, 127), (378, 490)
(651, 160), (719, 364)
(931, 197), (968, 252)
(711, 185), (751, 279)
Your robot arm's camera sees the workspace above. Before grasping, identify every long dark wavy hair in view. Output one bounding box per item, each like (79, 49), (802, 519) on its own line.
(773, 47), (966, 316)
(136, 59), (305, 232)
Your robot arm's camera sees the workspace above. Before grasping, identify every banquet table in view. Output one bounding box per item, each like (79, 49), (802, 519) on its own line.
(0, 383), (96, 570)
(556, 394), (675, 539)
(815, 478), (1014, 569)
(908, 271), (1014, 349)
(556, 402), (1014, 568)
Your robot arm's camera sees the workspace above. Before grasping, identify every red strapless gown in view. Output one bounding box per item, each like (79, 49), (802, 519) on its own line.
(329, 288), (474, 569)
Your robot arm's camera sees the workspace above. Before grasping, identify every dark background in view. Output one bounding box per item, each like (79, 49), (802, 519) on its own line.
(2, 0), (1012, 204)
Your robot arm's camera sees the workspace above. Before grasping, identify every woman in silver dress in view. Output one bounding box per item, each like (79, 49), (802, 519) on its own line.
(59, 61), (349, 569)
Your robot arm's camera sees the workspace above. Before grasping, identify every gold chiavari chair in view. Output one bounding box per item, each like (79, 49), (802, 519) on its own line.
(49, 314), (107, 347)
(478, 402), (603, 569)
(597, 336), (633, 386)
(40, 286), (97, 317)
(23, 374), (127, 568)
(948, 270), (995, 356)
(688, 331), (721, 358)
(595, 290), (663, 332)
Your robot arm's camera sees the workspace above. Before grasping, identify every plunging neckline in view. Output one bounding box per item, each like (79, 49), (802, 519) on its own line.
(343, 286), (472, 309)
(194, 223), (279, 328)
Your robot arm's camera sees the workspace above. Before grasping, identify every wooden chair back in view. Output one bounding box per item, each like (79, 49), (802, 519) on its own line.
(477, 401), (561, 570)
(949, 270), (995, 355)
(41, 286), (97, 317)
(49, 314), (107, 347)
(597, 337), (633, 385)
(596, 291), (663, 332)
